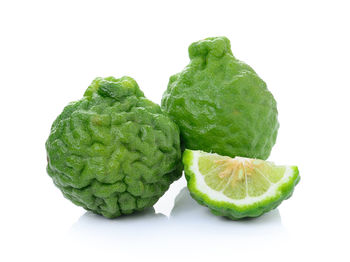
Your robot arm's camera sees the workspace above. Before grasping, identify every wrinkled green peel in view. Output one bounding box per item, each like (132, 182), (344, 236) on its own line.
(162, 36), (279, 159)
(46, 76), (182, 218)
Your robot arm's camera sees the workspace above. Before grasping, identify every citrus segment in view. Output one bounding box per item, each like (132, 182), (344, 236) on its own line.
(183, 149), (300, 219)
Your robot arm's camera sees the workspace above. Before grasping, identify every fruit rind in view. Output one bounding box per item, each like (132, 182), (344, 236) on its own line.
(183, 149), (300, 220)
(46, 76), (183, 218)
(162, 36), (279, 160)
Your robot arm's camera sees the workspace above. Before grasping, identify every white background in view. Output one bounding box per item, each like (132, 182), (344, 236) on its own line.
(1, 0), (349, 261)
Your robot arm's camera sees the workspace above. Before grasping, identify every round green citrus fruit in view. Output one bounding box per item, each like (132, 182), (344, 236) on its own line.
(162, 36), (279, 159)
(46, 76), (182, 218)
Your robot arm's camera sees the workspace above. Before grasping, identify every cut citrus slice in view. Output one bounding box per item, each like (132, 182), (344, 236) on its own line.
(183, 149), (300, 219)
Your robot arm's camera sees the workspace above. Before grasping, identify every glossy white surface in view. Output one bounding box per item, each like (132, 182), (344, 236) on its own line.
(1, 0), (349, 261)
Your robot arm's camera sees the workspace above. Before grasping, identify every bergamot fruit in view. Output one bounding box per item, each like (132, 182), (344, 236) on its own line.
(162, 36), (279, 159)
(183, 149), (299, 220)
(46, 76), (182, 218)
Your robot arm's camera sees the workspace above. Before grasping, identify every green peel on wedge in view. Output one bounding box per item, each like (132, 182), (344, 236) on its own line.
(183, 149), (300, 220)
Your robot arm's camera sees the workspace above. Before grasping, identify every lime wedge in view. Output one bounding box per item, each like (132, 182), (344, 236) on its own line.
(183, 149), (300, 219)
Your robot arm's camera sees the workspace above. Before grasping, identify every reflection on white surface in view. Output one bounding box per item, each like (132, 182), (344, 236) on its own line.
(69, 187), (287, 253)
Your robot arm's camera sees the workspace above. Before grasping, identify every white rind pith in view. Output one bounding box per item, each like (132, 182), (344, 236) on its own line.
(189, 150), (295, 206)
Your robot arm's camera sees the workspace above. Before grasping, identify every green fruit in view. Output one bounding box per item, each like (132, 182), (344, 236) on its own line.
(183, 149), (300, 220)
(162, 36), (279, 159)
(46, 76), (182, 218)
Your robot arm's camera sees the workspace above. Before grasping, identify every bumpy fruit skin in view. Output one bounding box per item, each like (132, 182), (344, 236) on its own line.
(183, 150), (300, 220)
(162, 36), (279, 159)
(46, 76), (182, 218)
